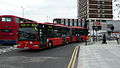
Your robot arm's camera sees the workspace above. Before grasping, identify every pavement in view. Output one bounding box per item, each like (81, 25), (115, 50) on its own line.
(1, 40), (120, 68)
(77, 40), (120, 68)
(0, 44), (18, 54)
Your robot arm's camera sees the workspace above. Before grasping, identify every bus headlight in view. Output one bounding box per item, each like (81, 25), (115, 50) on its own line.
(17, 44), (20, 46)
(17, 44), (21, 46)
(30, 42), (33, 44)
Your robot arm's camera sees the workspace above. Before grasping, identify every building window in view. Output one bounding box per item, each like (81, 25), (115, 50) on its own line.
(107, 24), (113, 28)
(74, 22), (77, 27)
(103, 14), (105, 17)
(102, 20), (106, 22)
(102, 6), (105, 8)
(97, 1), (100, 4)
(65, 19), (68, 26)
(70, 21), (72, 26)
(98, 10), (100, 13)
(61, 19), (64, 24)
(97, 5), (100, 9)
(98, 14), (100, 17)
(102, 10), (105, 13)
(78, 22), (81, 26)
(61, 22), (64, 24)
(96, 20), (100, 22)
(66, 23), (68, 26)
(91, 20), (95, 22)
(87, 15), (89, 19)
(102, 1), (105, 4)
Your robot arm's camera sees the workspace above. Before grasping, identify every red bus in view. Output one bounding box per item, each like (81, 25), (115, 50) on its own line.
(17, 22), (70, 49)
(71, 26), (88, 42)
(17, 23), (88, 49)
(44, 22), (70, 45)
(0, 15), (36, 44)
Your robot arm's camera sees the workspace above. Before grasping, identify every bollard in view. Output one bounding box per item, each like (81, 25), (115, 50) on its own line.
(102, 34), (107, 44)
(117, 38), (119, 44)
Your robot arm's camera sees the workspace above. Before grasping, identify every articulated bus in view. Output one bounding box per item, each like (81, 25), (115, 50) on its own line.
(17, 22), (88, 49)
(71, 26), (88, 42)
(17, 23), (70, 49)
(0, 15), (36, 44)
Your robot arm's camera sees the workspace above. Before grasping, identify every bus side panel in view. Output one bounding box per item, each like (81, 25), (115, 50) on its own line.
(66, 37), (70, 43)
(48, 37), (62, 46)
(80, 36), (87, 41)
(72, 36), (76, 42)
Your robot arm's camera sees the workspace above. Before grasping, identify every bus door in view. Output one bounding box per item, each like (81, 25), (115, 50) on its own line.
(61, 27), (66, 44)
(38, 24), (47, 48)
(69, 28), (73, 42)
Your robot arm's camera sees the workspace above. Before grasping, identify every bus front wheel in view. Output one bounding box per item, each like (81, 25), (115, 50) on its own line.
(48, 41), (53, 48)
(66, 40), (69, 45)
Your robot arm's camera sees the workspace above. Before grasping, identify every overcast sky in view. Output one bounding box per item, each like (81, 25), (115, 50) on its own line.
(0, 0), (77, 22)
(113, 0), (120, 20)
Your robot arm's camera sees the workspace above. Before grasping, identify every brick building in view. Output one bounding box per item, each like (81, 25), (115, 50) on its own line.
(53, 18), (82, 27)
(77, 0), (113, 29)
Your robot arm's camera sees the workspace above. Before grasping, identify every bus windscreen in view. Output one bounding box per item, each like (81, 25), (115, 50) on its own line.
(18, 27), (36, 41)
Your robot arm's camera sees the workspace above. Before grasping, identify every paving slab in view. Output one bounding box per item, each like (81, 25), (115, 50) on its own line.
(77, 40), (120, 68)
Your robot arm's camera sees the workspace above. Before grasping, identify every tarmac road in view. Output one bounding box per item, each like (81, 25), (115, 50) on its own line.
(0, 43), (81, 68)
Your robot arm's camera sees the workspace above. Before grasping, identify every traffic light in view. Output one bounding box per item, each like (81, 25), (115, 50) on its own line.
(108, 31), (112, 35)
(110, 25), (114, 31)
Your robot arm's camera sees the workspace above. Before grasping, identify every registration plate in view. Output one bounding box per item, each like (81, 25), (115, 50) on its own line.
(24, 47), (29, 49)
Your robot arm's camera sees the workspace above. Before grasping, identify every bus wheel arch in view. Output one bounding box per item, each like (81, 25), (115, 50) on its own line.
(66, 39), (69, 45)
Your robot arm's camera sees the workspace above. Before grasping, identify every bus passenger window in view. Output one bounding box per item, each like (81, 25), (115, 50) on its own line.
(2, 17), (12, 22)
(16, 17), (24, 23)
(16, 18), (22, 23)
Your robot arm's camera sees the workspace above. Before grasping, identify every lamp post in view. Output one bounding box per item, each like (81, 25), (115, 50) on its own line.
(92, 23), (95, 42)
(47, 16), (48, 21)
(21, 6), (25, 17)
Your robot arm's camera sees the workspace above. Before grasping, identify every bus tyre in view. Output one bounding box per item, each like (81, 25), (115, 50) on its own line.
(66, 40), (69, 45)
(48, 41), (52, 48)
(79, 38), (82, 42)
(66, 41), (68, 45)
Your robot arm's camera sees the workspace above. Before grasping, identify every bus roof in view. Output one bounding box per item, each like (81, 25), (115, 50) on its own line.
(44, 22), (53, 25)
(0, 15), (37, 22)
(44, 22), (68, 27)
(70, 26), (85, 29)
(20, 22), (42, 24)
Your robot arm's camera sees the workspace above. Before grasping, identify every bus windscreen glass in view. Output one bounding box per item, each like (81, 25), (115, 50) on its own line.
(18, 27), (36, 41)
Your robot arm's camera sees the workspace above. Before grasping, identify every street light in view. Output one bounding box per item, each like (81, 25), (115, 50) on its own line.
(21, 6), (25, 17)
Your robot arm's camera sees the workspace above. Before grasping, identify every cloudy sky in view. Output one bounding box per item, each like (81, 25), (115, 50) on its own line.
(0, 0), (77, 22)
(113, 0), (120, 20)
